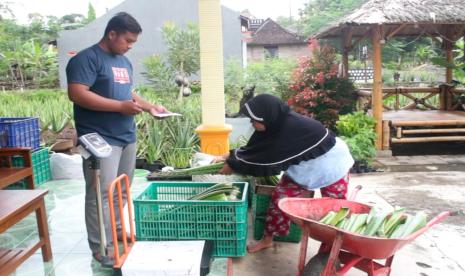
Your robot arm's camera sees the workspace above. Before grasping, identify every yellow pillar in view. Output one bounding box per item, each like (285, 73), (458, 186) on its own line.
(196, 0), (231, 155)
(372, 26), (383, 150)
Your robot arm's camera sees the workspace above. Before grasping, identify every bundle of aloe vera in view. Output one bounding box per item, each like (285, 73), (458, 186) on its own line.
(150, 162), (225, 179)
(188, 182), (241, 201)
(319, 206), (427, 239)
(257, 175), (280, 186)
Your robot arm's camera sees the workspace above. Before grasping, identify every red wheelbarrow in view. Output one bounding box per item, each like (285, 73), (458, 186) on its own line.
(278, 195), (461, 276)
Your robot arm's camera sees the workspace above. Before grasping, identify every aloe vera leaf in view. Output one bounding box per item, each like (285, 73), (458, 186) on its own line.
(366, 207), (379, 225)
(377, 218), (389, 237)
(202, 193), (228, 201)
(386, 216), (406, 237)
(336, 218), (347, 228)
(356, 225), (367, 234)
(364, 211), (390, 236)
(319, 211), (336, 224)
(155, 162), (225, 178)
(389, 222), (407, 238)
(349, 213), (368, 232)
(188, 183), (233, 200)
(329, 207), (350, 226)
(228, 188), (241, 200)
(343, 214), (357, 230)
(399, 211), (427, 238)
(390, 214), (414, 238)
(384, 208), (406, 237)
(191, 188), (234, 200)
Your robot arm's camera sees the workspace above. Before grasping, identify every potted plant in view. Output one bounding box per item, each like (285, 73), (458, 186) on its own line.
(161, 118), (198, 169)
(144, 122), (166, 171)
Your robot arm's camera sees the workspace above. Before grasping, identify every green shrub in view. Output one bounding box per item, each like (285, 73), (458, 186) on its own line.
(288, 43), (357, 130)
(336, 112), (377, 164)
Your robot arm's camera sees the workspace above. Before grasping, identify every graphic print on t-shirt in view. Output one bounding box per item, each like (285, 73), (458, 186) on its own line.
(112, 67), (130, 84)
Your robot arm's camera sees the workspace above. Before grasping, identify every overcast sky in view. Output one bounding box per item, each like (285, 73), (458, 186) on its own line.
(7, 0), (308, 24)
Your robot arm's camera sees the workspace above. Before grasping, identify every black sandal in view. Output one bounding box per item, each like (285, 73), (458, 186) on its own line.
(92, 250), (114, 268)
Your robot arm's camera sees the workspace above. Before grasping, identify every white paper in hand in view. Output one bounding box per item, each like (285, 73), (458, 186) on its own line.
(153, 112), (182, 118)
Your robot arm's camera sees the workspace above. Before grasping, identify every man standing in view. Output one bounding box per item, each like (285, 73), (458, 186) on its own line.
(66, 12), (166, 263)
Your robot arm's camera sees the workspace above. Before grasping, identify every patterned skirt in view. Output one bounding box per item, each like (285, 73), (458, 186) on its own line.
(264, 174), (349, 237)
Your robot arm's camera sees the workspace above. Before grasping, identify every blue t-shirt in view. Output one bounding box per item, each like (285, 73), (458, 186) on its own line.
(66, 44), (135, 146)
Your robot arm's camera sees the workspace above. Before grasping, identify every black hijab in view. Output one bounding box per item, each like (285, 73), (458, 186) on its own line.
(226, 94), (336, 176)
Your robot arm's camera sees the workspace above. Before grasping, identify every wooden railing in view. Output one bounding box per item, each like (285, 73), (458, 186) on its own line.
(358, 86), (465, 111)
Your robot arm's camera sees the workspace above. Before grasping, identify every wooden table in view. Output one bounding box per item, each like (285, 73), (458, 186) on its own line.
(0, 190), (52, 276)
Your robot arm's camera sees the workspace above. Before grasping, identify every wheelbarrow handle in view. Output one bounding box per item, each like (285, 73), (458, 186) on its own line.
(449, 210), (464, 216)
(347, 185), (362, 201)
(426, 210), (461, 227)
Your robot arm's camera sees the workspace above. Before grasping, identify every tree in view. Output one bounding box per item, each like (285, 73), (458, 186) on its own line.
(84, 3), (96, 24)
(142, 22), (200, 101)
(59, 13), (85, 30)
(0, 18), (59, 89)
(0, 2), (14, 20)
(276, 15), (299, 33)
(161, 22), (200, 79)
(297, 0), (367, 36)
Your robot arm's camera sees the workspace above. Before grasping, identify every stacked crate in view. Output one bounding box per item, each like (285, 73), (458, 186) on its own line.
(12, 147), (51, 186)
(1, 117), (50, 188)
(252, 184), (302, 243)
(0, 117), (40, 149)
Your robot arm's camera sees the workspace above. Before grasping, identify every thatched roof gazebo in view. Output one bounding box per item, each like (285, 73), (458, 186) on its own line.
(314, 0), (465, 150)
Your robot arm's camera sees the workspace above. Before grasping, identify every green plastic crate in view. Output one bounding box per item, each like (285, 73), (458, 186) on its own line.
(251, 192), (302, 243)
(134, 181), (249, 257)
(12, 147), (51, 186)
(252, 193), (273, 217)
(3, 181), (27, 190)
(253, 215), (302, 243)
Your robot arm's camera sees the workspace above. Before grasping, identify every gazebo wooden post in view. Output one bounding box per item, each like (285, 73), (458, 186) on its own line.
(445, 43), (453, 84)
(462, 30), (465, 62)
(443, 28), (454, 110)
(341, 28), (353, 78)
(371, 25), (383, 149)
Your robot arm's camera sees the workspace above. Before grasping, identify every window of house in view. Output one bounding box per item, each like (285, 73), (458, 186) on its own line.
(264, 45), (279, 58)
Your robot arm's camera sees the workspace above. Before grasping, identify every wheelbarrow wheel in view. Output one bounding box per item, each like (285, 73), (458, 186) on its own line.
(301, 253), (341, 276)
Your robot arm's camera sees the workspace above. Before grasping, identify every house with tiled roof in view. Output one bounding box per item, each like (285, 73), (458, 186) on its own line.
(242, 17), (308, 63)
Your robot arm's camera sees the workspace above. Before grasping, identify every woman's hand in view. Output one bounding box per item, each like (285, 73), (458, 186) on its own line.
(218, 163), (234, 175)
(213, 153), (230, 163)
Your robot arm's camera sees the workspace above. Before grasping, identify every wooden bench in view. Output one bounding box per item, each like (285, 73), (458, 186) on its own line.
(381, 110), (465, 149)
(0, 189), (52, 276)
(0, 148), (34, 189)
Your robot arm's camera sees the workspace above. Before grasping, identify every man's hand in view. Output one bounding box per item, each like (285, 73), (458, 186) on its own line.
(149, 104), (168, 117)
(218, 163), (234, 175)
(120, 100), (143, 115)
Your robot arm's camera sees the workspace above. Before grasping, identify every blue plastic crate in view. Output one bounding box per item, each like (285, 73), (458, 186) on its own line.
(0, 117), (40, 150)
